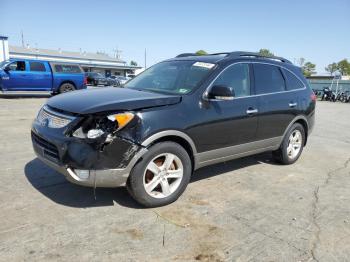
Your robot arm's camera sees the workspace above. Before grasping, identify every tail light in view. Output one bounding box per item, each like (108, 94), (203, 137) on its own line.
(311, 92), (317, 102)
(84, 76), (88, 86)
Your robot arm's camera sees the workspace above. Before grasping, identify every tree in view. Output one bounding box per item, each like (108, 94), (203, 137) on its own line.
(325, 63), (337, 76)
(302, 62), (316, 77)
(195, 50), (208, 56)
(296, 58), (305, 67)
(258, 48), (274, 57)
(336, 59), (350, 76)
(130, 60), (138, 66)
(297, 58), (316, 77)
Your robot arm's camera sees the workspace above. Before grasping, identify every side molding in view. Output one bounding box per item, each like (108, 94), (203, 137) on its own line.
(195, 137), (282, 169)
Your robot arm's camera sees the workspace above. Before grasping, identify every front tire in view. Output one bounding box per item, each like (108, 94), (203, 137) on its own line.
(273, 123), (305, 165)
(127, 142), (192, 207)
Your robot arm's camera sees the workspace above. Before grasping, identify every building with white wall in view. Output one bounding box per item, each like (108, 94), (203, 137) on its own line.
(0, 36), (141, 76)
(0, 36), (10, 62)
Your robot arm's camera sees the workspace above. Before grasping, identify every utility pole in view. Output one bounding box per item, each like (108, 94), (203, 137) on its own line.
(21, 30), (24, 47)
(144, 48), (147, 69)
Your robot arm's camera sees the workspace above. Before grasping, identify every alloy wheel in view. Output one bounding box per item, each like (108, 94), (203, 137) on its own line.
(287, 130), (302, 159)
(143, 153), (183, 198)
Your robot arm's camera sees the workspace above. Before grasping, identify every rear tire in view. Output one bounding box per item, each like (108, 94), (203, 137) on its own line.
(272, 123), (305, 165)
(59, 83), (75, 93)
(127, 142), (192, 207)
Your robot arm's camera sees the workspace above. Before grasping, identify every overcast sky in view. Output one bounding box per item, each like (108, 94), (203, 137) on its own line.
(0, 0), (349, 74)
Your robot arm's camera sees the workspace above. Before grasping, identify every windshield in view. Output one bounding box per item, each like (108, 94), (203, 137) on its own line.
(0, 60), (10, 69)
(125, 60), (215, 94)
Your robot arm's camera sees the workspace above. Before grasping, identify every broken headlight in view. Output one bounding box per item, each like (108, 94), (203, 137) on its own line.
(72, 112), (134, 139)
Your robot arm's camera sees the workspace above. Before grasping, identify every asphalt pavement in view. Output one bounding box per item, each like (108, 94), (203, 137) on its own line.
(0, 97), (349, 261)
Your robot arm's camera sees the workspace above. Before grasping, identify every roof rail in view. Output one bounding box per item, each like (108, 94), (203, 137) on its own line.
(227, 51), (292, 64)
(175, 53), (198, 58)
(208, 52), (231, 56)
(175, 51), (292, 64)
(175, 52), (231, 58)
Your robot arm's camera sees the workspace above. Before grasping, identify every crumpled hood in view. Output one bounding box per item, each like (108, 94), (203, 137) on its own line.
(47, 87), (181, 114)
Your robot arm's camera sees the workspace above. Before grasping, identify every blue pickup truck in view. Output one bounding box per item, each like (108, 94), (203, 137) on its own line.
(0, 59), (87, 94)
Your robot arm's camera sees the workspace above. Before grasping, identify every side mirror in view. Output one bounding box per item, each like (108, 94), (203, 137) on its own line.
(4, 65), (10, 72)
(207, 85), (235, 100)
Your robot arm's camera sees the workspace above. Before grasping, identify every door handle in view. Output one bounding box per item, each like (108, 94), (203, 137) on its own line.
(289, 102), (297, 108)
(246, 108), (258, 115)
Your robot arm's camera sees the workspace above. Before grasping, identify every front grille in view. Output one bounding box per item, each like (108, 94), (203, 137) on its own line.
(31, 132), (59, 162)
(36, 106), (74, 128)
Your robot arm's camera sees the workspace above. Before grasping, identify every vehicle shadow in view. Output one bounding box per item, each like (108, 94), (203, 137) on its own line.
(24, 153), (277, 209)
(0, 94), (51, 99)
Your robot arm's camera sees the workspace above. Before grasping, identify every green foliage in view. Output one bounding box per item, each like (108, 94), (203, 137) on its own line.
(325, 59), (350, 76)
(325, 63), (338, 75)
(336, 59), (350, 76)
(297, 58), (316, 77)
(303, 62), (316, 77)
(195, 50), (208, 56)
(130, 60), (138, 66)
(258, 49), (274, 57)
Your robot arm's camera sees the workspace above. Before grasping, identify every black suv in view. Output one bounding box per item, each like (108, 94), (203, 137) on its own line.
(85, 72), (108, 86)
(31, 52), (316, 207)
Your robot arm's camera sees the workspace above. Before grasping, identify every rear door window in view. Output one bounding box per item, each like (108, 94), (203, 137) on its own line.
(30, 62), (46, 72)
(253, 64), (286, 94)
(282, 69), (305, 90)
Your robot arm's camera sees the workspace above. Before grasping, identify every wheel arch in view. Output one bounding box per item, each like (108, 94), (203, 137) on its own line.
(141, 131), (197, 170)
(282, 116), (309, 146)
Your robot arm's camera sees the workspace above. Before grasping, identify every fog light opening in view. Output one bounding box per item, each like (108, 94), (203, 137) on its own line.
(75, 169), (90, 180)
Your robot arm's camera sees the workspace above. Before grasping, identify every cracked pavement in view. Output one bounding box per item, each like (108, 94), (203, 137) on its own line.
(0, 97), (349, 261)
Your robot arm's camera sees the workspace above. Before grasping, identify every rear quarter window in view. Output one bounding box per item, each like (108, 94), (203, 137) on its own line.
(54, 64), (82, 74)
(282, 69), (305, 90)
(253, 64), (286, 94)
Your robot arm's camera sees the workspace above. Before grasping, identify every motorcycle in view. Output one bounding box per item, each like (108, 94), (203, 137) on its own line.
(321, 88), (336, 102)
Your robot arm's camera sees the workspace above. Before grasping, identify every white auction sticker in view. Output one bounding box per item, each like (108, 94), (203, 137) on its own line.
(192, 62), (215, 69)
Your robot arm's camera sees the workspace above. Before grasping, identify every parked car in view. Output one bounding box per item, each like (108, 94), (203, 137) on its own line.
(114, 76), (130, 86)
(85, 72), (108, 86)
(0, 59), (86, 94)
(108, 75), (124, 86)
(31, 51), (316, 207)
(106, 76), (118, 86)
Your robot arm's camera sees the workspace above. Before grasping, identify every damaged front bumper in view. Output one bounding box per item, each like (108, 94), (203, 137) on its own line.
(31, 119), (147, 188)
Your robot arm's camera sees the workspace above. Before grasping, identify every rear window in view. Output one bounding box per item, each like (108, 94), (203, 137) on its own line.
(253, 64), (286, 94)
(282, 69), (304, 90)
(30, 62), (46, 72)
(54, 64), (82, 73)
